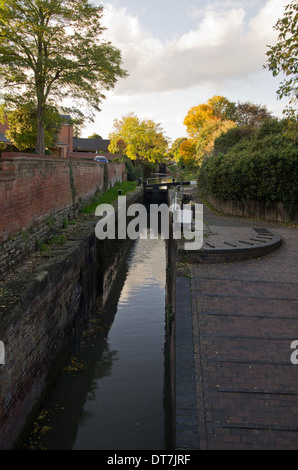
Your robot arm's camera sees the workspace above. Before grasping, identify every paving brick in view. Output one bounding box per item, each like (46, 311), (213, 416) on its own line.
(175, 197), (298, 450)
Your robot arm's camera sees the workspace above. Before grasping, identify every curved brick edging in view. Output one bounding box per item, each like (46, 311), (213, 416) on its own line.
(178, 227), (282, 264)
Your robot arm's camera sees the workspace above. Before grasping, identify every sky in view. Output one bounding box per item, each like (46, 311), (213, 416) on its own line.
(82, 0), (289, 143)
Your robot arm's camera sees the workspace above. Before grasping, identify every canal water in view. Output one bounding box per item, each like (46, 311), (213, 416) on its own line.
(22, 234), (171, 450)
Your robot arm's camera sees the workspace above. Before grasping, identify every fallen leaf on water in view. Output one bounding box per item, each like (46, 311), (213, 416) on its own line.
(40, 426), (53, 435)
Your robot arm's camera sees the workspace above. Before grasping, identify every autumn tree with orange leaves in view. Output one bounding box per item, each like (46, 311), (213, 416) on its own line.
(181, 95), (237, 165)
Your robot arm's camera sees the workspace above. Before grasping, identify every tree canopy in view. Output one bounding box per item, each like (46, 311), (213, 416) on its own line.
(182, 95), (237, 164)
(0, 0), (127, 154)
(265, 0), (298, 118)
(108, 113), (169, 163)
(179, 96), (274, 167)
(233, 102), (272, 128)
(183, 96), (236, 140)
(198, 117), (298, 207)
(88, 133), (103, 140)
(169, 137), (187, 162)
(5, 101), (63, 151)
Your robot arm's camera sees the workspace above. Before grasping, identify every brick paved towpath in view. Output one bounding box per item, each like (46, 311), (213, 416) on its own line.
(175, 196), (298, 450)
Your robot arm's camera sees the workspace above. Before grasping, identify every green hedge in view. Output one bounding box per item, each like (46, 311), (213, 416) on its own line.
(112, 157), (156, 182)
(198, 119), (298, 206)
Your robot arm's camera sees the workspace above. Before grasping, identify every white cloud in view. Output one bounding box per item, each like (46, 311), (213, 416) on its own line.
(177, 8), (246, 49)
(248, 0), (284, 40)
(101, 0), (285, 95)
(86, 0), (288, 140)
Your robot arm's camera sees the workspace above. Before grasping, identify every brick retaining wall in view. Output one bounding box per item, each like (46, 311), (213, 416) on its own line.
(206, 195), (298, 224)
(0, 153), (126, 279)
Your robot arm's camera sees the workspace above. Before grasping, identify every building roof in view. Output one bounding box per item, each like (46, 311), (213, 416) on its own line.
(0, 133), (11, 143)
(73, 138), (110, 152)
(60, 114), (72, 122)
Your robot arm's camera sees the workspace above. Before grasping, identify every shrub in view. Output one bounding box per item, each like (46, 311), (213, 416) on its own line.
(112, 157), (149, 182)
(213, 126), (254, 155)
(125, 159), (143, 181)
(198, 119), (298, 206)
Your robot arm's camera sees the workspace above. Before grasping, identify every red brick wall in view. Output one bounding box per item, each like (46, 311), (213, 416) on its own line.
(0, 153), (126, 243)
(58, 124), (73, 152)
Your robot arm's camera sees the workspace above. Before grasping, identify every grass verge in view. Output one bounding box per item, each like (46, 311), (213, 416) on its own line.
(82, 181), (138, 215)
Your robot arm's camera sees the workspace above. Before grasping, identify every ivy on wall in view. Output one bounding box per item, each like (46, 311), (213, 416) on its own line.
(68, 161), (78, 206)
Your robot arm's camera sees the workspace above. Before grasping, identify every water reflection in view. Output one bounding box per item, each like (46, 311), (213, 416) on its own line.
(145, 176), (174, 186)
(23, 235), (168, 450)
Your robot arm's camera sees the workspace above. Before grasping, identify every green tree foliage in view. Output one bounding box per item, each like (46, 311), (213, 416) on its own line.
(198, 118), (298, 206)
(5, 101), (63, 151)
(213, 126), (255, 155)
(169, 137), (187, 162)
(108, 112), (168, 163)
(88, 133), (103, 139)
(0, 0), (127, 154)
(265, 1), (298, 118)
(195, 118), (237, 161)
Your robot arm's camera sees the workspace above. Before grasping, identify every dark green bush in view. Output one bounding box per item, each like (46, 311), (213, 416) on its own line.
(118, 157), (157, 182)
(213, 125), (254, 155)
(198, 119), (298, 205)
(111, 157), (143, 181)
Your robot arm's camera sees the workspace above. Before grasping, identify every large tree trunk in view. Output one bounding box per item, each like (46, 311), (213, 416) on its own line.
(35, 100), (45, 155)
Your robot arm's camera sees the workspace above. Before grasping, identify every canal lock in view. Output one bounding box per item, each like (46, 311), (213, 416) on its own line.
(17, 186), (177, 450)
